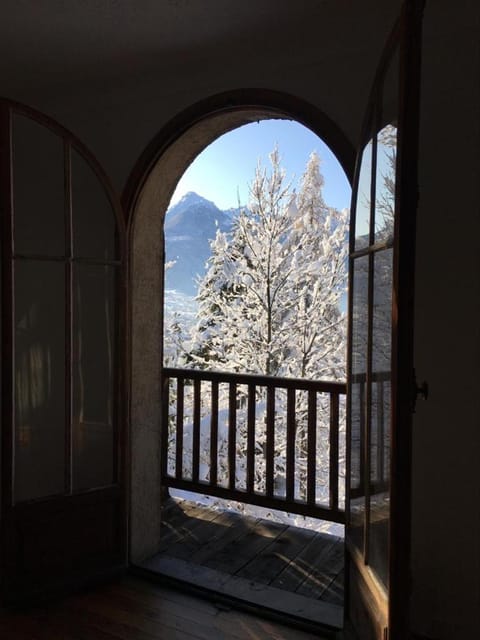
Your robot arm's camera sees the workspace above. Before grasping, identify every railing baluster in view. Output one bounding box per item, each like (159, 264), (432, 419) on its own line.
(175, 377), (184, 480)
(192, 378), (201, 483)
(210, 380), (219, 487)
(359, 380), (366, 493)
(246, 383), (256, 494)
(161, 375), (170, 481)
(329, 392), (340, 511)
(228, 382), (237, 490)
(377, 379), (384, 484)
(265, 385), (275, 498)
(307, 389), (317, 505)
(286, 388), (296, 502)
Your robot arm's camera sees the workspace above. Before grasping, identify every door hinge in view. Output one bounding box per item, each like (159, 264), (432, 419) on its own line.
(384, 627), (389, 640)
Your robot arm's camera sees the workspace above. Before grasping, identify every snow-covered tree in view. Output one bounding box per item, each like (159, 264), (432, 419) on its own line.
(189, 147), (348, 381)
(375, 124), (397, 241)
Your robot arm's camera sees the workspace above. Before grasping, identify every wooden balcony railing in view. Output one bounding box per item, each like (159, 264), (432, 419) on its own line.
(161, 368), (347, 524)
(350, 370), (391, 498)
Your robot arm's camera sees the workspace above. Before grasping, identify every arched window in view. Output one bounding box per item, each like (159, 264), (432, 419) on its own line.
(1, 100), (127, 599)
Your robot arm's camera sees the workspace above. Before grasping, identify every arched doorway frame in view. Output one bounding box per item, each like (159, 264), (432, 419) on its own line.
(124, 89), (355, 563)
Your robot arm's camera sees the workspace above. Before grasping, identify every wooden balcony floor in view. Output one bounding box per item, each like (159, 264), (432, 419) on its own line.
(139, 497), (344, 633)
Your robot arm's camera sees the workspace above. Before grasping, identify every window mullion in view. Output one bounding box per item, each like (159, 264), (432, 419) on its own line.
(64, 141), (73, 495)
(1, 105), (14, 508)
(364, 105), (379, 565)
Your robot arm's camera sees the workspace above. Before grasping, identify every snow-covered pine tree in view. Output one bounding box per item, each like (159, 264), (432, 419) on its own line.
(282, 150), (348, 381)
(279, 151), (348, 497)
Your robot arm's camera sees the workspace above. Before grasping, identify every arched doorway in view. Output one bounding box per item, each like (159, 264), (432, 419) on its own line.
(125, 90), (354, 581)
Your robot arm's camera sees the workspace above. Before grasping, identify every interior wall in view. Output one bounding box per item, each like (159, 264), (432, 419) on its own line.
(411, 2), (480, 638)
(6, 2), (400, 197)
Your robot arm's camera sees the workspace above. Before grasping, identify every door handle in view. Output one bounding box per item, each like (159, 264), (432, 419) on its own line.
(412, 370), (428, 412)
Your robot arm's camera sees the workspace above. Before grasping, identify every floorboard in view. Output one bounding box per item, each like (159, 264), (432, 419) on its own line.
(157, 500), (222, 552)
(271, 531), (338, 593)
(0, 576), (336, 640)
(205, 517), (288, 574)
(236, 525), (317, 584)
(296, 537), (344, 600)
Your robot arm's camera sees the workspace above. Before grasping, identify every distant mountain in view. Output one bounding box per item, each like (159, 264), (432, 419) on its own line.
(165, 191), (234, 296)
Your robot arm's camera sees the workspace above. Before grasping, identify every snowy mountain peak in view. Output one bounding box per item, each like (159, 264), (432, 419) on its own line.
(170, 191), (219, 213)
(164, 191), (234, 296)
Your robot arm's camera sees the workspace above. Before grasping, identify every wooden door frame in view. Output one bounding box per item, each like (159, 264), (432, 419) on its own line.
(389, 1), (424, 636)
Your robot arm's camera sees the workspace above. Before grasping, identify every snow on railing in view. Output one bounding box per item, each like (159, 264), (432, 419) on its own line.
(161, 367), (346, 524)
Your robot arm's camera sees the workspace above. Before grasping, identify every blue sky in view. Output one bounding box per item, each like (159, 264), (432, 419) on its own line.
(170, 119), (351, 212)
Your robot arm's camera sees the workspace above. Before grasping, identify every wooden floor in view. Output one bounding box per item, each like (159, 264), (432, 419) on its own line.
(0, 575), (337, 639)
(140, 498), (344, 631)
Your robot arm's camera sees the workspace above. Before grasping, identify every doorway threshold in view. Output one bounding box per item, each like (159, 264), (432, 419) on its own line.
(135, 497), (344, 637)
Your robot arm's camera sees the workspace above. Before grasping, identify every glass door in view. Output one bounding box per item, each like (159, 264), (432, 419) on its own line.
(345, 2), (423, 638)
(0, 101), (127, 602)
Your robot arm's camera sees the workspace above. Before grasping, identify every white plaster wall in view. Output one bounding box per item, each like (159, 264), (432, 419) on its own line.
(411, 2), (480, 637)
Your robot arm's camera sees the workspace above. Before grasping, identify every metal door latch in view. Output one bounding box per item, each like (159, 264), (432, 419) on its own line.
(413, 370), (428, 412)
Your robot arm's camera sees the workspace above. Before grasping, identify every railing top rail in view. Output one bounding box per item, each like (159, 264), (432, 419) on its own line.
(351, 370), (391, 383)
(163, 367), (347, 394)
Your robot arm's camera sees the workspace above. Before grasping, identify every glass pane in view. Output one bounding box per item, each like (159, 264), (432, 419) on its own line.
(354, 139), (373, 250)
(349, 254), (369, 551)
(13, 114), (65, 256)
(72, 264), (116, 490)
(369, 248), (393, 588)
(0, 239), (1, 496)
(375, 46), (399, 245)
(375, 125), (397, 244)
(72, 150), (117, 260)
(14, 260), (65, 501)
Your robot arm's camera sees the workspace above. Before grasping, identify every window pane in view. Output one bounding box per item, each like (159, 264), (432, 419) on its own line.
(354, 140), (373, 250)
(349, 254), (369, 551)
(14, 260), (65, 501)
(369, 248), (393, 589)
(72, 264), (116, 490)
(72, 150), (117, 260)
(12, 114), (65, 257)
(375, 45), (398, 245)
(375, 125), (397, 244)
